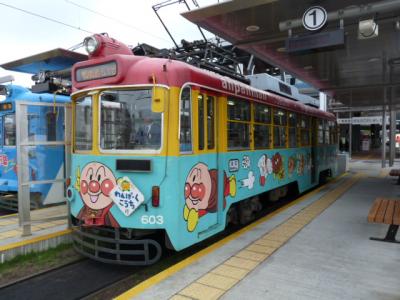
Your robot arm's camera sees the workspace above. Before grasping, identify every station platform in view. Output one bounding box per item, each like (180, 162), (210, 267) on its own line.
(117, 160), (400, 300)
(0, 204), (70, 263)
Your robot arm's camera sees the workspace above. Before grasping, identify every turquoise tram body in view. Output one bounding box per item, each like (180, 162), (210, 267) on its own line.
(67, 34), (338, 265)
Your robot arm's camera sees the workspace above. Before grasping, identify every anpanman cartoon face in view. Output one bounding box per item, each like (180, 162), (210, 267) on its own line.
(184, 163), (212, 211)
(80, 162), (116, 210)
(272, 153), (283, 174)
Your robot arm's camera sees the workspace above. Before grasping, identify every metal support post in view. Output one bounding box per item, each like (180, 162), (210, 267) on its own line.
(390, 107), (396, 166)
(382, 104), (387, 168)
(319, 92), (327, 111)
(349, 111), (352, 159)
(16, 104), (31, 236)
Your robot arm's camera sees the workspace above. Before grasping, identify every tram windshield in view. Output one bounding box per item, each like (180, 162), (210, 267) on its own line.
(100, 89), (162, 151)
(4, 114), (16, 146)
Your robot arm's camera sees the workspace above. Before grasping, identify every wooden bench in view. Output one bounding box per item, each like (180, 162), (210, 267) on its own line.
(368, 197), (400, 243)
(389, 169), (400, 184)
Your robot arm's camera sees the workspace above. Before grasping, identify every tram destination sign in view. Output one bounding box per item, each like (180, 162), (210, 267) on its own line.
(286, 29), (344, 53)
(76, 61), (117, 82)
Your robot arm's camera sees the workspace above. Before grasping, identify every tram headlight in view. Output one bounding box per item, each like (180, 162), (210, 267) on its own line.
(84, 35), (100, 54)
(67, 187), (75, 202)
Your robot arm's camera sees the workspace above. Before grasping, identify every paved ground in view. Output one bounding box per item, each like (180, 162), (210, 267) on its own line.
(118, 159), (400, 300)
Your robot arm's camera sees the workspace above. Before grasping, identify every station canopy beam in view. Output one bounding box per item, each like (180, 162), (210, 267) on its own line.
(182, 0), (400, 109)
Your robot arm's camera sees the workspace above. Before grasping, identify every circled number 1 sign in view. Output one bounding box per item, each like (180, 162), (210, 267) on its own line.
(302, 6), (327, 31)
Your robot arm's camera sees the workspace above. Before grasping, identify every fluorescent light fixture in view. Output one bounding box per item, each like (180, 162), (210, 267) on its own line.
(246, 25), (260, 32)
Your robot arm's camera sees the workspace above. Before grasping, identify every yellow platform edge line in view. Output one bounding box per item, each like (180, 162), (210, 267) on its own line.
(0, 212), (18, 219)
(0, 229), (72, 252)
(173, 173), (361, 300)
(0, 203), (67, 220)
(115, 172), (349, 300)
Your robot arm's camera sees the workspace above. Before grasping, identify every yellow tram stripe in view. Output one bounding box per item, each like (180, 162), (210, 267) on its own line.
(116, 172), (349, 300)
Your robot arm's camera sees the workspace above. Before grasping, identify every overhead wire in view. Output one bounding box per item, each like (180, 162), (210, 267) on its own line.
(0, 2), (94, 34)
(64, 0), (171, 43)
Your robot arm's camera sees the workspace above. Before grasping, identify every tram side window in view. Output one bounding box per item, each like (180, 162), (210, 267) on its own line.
(254, 103), (271, 149)
(198, 94), (205, 150)
(180, 87), (192, 152)
(74, 96), (92, 151)
(227, 97), (250, 150)
(288, 112), (297, 148)
(318, 120), (324, 145)
(207, 96), (215, 149)
(324, 120), (329, 144)
(329, 121), (338, 145)
(300, 115), (310, 146)
(273, 109), (287, 148)
(4, 114), (16, 146)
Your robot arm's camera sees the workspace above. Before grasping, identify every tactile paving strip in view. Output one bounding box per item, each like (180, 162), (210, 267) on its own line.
(171, 174), (361, 300)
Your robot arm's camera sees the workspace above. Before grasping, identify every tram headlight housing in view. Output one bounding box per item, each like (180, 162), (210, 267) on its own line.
(84, 35), (100, 55)
(67, 187), (75, 202)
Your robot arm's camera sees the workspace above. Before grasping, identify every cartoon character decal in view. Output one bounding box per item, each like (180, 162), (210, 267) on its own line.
(75, 162), (120, 227)
(240, 171), (255, 189)
(272, 152), (285, 180)
(183, 162), (236, 232)
(242, 155), (251, 169)
(288, 155), (297, 177)
(257, 154), (272, 186)
(297, 153), (305, 175)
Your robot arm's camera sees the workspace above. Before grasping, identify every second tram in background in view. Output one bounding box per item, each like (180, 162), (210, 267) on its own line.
(67, 34), (338, 265)
(0, 77), (69, 210)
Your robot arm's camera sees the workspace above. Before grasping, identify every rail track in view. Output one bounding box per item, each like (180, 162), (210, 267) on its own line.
(0, 187), (307, 300)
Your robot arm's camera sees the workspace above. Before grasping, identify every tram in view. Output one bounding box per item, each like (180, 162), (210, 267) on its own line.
(68, 34), (338, 265)
(0, 79), (69, 209)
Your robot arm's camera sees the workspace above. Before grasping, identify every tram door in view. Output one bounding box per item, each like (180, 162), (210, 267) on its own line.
(195, 91), (218, 234)
(311, 117), (317, 184)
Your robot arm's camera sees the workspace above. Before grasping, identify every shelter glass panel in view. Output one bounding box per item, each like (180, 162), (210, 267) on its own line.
(25, 106), (65, 143)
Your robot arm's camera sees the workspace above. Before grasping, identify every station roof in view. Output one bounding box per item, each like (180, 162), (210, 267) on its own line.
(182, 0), (400, 109)
(1, 48), (87, 76)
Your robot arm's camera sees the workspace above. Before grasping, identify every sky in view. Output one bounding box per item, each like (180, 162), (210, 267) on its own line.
(0, 0), (222, 87)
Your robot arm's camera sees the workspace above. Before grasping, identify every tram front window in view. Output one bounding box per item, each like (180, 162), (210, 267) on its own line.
(75, 96), (92, 151)
(4, 114), (16, 146)
(100, 89), (162, 150)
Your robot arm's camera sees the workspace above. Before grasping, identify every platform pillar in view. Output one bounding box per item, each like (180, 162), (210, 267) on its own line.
(382, 104), (387, 168)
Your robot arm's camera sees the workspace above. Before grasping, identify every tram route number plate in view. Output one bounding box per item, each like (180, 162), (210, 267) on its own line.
(110, 176), (144, 217)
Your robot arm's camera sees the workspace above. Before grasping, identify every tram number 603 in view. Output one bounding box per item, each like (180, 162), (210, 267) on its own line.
(141, 215), (164, 225)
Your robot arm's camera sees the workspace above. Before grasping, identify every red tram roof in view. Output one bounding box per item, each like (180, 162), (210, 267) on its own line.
(72, 53), (335, 121)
